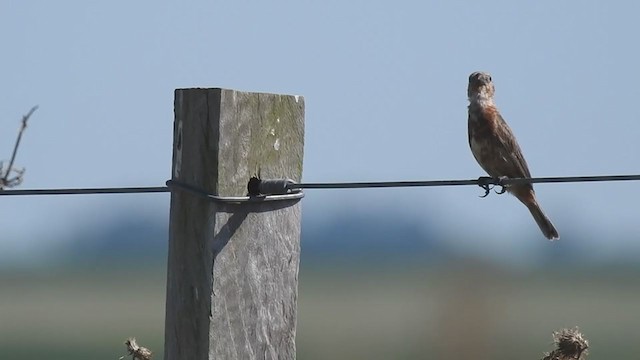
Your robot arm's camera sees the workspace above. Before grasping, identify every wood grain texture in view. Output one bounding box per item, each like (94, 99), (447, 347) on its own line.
(165, 89), (304, 360)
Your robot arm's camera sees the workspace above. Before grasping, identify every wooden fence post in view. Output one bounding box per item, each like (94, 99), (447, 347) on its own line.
(164, 88), (305, 360)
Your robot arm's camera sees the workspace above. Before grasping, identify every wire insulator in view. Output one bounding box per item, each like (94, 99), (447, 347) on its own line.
(169, 179), (303, 203)
(247, 177), (297, 196)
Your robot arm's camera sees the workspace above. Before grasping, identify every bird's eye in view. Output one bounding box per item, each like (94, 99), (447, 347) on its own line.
(488, 76), (492, 81)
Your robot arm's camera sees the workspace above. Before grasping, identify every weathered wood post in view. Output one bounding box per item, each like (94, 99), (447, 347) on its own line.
(164, 88), (304, 360)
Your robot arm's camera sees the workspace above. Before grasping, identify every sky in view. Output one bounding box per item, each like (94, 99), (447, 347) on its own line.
(2, 1), (640, 263)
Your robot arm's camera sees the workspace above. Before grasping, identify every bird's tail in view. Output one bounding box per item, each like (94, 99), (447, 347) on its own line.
(525, 200), (559, 240)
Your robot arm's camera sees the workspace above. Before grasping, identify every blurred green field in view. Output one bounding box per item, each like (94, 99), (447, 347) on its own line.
(1, 261), (638, 359)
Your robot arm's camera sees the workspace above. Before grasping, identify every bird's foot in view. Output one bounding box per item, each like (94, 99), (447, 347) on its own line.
(477, 176), (510, 197)
(495, 176), (509, 195)
(477, 177), (494, 198)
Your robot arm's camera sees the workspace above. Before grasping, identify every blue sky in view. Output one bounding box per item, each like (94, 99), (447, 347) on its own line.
(2, 1), (640, 263)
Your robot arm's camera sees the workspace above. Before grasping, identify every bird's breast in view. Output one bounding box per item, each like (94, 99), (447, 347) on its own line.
(468, 107), (497, 148)
(468, 104), (501, 170)
(469, 134), (483, 157)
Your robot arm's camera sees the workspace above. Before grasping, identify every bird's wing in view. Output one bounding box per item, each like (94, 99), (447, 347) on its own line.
(494, 113), (532, 179)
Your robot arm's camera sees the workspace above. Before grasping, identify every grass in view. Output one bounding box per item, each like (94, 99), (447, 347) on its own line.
(0, 262), (638, 359)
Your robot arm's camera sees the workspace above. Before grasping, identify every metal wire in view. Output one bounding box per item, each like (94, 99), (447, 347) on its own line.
(166, 180), (304, 203)
(0, 174), (640, 196)
(0, 186), (169, 196)
(288, 174), (640, 190)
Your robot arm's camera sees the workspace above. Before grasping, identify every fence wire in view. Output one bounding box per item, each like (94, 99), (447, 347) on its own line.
(1, 174), (640, 196)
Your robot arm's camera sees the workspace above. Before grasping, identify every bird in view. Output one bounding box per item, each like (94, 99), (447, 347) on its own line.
(467, 71), (559, 240)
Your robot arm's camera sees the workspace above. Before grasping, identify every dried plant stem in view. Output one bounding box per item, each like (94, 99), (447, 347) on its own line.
(1, 105), (37, 189)
(120, 337), (153, 360)
(542, 327), (589, 360)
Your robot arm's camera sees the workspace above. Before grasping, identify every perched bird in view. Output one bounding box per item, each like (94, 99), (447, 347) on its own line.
(467, 71), (559, 240)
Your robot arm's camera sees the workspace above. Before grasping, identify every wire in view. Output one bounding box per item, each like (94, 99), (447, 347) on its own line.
(289, 174), (640, 190)
(290, 179), (478, 190)
(0, 187), (169, 196)
(1, 174), (640, 197)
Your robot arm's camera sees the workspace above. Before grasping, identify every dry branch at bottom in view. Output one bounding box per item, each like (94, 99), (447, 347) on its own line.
(542, 327), (589, 360)
(120, 337), (152, 360)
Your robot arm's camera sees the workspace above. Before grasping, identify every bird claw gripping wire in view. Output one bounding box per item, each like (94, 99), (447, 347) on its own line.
(477, 176), (509, 197)
(477, 177), (494, 198)
(495, 176), (509, 195)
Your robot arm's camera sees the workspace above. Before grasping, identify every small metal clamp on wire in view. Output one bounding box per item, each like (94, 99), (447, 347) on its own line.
(166, 178), (304, 204)
(246, 177), (301, 197)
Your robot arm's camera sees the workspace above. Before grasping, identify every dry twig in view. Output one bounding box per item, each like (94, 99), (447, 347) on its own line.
(542, 327), (589, 360)
(1, 105), (37, 189)
(120, 337), (153, 360)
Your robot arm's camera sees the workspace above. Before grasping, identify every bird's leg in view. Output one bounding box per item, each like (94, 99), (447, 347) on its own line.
(477, 176), (494, 198)
(494, 176), (509, 195)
